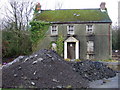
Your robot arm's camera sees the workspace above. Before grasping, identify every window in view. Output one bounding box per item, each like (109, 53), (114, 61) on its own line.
(87, 54), (94, 59)
(67, 25), (74, 35)
(87, 41), (94, 53)
(86, 25), (94, 34)
(87, 41), (94, 59)
(51, 26), (58, 35)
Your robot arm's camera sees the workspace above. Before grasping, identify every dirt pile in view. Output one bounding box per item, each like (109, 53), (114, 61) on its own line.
(2, 49), (89, 88)
(72, 60), (116, 81)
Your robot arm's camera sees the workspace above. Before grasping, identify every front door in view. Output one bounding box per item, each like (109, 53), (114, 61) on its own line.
(67, 42), (76, 59)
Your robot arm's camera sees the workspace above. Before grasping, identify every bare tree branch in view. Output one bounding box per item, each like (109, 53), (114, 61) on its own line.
(1, 0), (35, 31)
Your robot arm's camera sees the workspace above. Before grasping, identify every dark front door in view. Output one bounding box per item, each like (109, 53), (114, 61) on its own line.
(67, 42), (75, 59)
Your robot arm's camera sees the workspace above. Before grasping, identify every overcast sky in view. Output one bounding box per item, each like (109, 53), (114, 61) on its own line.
(0, 0), (120, 26)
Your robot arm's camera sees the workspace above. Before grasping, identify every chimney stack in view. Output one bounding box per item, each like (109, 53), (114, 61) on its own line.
(36, 3), (41, 11)
(35, 2), (41, 13)
(100, 2), (106, 12)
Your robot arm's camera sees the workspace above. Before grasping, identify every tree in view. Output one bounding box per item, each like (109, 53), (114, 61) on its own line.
(112, 25), (119, 50)
(1, 0), (35, 31)
(55, 1), (63, 9)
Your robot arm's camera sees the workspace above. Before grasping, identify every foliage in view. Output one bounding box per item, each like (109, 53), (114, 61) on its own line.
(2, 30), (32, 58)
(66, 85), (72, 88)
(29, 21), (50, 51)
(112, 29), (118, 50)
(74, 59), (81, 62)
(56, 35), (64, 56)
(64, 58), (71, 61)
(65, 59), (81, 62)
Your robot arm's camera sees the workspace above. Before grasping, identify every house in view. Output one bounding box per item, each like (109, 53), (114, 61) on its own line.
(34, 2), (112, 60)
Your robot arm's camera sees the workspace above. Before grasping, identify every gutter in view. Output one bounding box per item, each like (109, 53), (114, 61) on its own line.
(50, 21), (112, 24)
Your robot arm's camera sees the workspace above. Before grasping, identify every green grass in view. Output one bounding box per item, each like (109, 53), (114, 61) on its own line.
(97, 59), (118, 62)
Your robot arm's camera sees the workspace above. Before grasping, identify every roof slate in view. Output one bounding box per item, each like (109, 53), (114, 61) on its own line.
(34, 9), (112, 23)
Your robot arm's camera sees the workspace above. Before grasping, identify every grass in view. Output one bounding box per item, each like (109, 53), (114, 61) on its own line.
(64, 59), (81, 62)
(97, 59), (118, 62)
(35, 9), (111, 22)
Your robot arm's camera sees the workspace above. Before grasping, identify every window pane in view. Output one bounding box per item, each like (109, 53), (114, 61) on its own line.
(68, 25), (74, 34)
(86, 25), (93, 33)
(87, 41), (94, 52)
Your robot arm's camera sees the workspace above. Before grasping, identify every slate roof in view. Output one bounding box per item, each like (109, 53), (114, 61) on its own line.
(34, 9), (112, 24)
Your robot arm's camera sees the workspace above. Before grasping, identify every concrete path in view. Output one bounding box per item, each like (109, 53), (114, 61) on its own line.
(89, 73), (120, 88)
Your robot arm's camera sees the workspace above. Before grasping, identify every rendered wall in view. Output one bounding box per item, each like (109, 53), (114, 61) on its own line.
(37, 23), (112, 60)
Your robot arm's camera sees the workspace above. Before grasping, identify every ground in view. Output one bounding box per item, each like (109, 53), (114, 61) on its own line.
(89, 73), (119, 88)
(1, 49), (119, 88)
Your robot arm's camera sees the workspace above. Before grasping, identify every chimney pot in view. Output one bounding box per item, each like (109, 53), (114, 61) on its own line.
(100, 2), (106, 10)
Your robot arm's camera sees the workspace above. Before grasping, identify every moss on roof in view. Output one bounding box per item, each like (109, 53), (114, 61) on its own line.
(34, 9), (112, 23)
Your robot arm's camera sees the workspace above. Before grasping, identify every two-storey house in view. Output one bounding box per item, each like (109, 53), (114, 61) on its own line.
(34, 2), (112, 60)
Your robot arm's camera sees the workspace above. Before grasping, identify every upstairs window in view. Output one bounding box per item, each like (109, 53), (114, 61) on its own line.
(67, 25), (74, 35)
(51, 26), (58, 35)
(86, 25), (94, 34)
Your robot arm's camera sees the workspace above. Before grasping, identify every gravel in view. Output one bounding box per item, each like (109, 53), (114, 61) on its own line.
(72, 60), (116, 81)
(2, 49), (89, 88)
(2, 49), (117, 88)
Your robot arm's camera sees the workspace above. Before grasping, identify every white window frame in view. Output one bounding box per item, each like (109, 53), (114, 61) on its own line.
(67, 25), (74, 35)
(86, 41), (94, 59)
(86, 25), (94, 34)
(87, 41), (94, 53)
(51, 25), (58, 35)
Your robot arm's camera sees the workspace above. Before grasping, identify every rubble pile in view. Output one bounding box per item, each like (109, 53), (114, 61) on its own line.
(72, 60), (116, 81)
(2, 49), (89, 88)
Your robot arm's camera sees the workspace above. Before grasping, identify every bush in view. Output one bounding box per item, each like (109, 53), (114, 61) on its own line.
(2, 30), (32, 58)
(29, 21), (50, 51)
(56, 35), (64, 56)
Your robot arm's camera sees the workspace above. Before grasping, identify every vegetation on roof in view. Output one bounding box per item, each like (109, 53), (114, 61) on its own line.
(34, 9), (112, 23)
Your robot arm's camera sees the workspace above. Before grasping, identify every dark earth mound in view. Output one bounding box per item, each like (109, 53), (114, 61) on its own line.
(2, 49), (89, 88)
(72, 60), (116, 81)
(2, 49), (116, 88)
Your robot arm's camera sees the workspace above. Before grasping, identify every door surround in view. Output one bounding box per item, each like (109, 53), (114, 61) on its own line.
(64, 37), (79, 59)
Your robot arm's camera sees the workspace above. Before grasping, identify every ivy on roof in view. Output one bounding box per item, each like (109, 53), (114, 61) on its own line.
(34, 9), (112, 23)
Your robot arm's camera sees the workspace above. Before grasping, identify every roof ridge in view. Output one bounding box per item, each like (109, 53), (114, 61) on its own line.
(41, 8), (100, 11)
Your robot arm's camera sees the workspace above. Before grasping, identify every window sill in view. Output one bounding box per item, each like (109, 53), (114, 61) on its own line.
(86, 52), (95, 55)
(50, 35), (58, 37)
(86, 34), (95, 37)
(67, 34), (76, 37)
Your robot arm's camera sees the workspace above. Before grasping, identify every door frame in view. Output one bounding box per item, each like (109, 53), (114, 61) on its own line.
(64, 37), (79, 59)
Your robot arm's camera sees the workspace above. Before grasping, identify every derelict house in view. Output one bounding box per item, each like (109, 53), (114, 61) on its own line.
(34, 2), (112, 60)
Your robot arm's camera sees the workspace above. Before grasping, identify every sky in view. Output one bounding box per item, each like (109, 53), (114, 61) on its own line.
(0, 0), (120, 26)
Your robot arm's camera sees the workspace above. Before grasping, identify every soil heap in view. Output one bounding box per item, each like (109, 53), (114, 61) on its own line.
(72, 60), (116, 81)
(2, 49), (89, 88)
